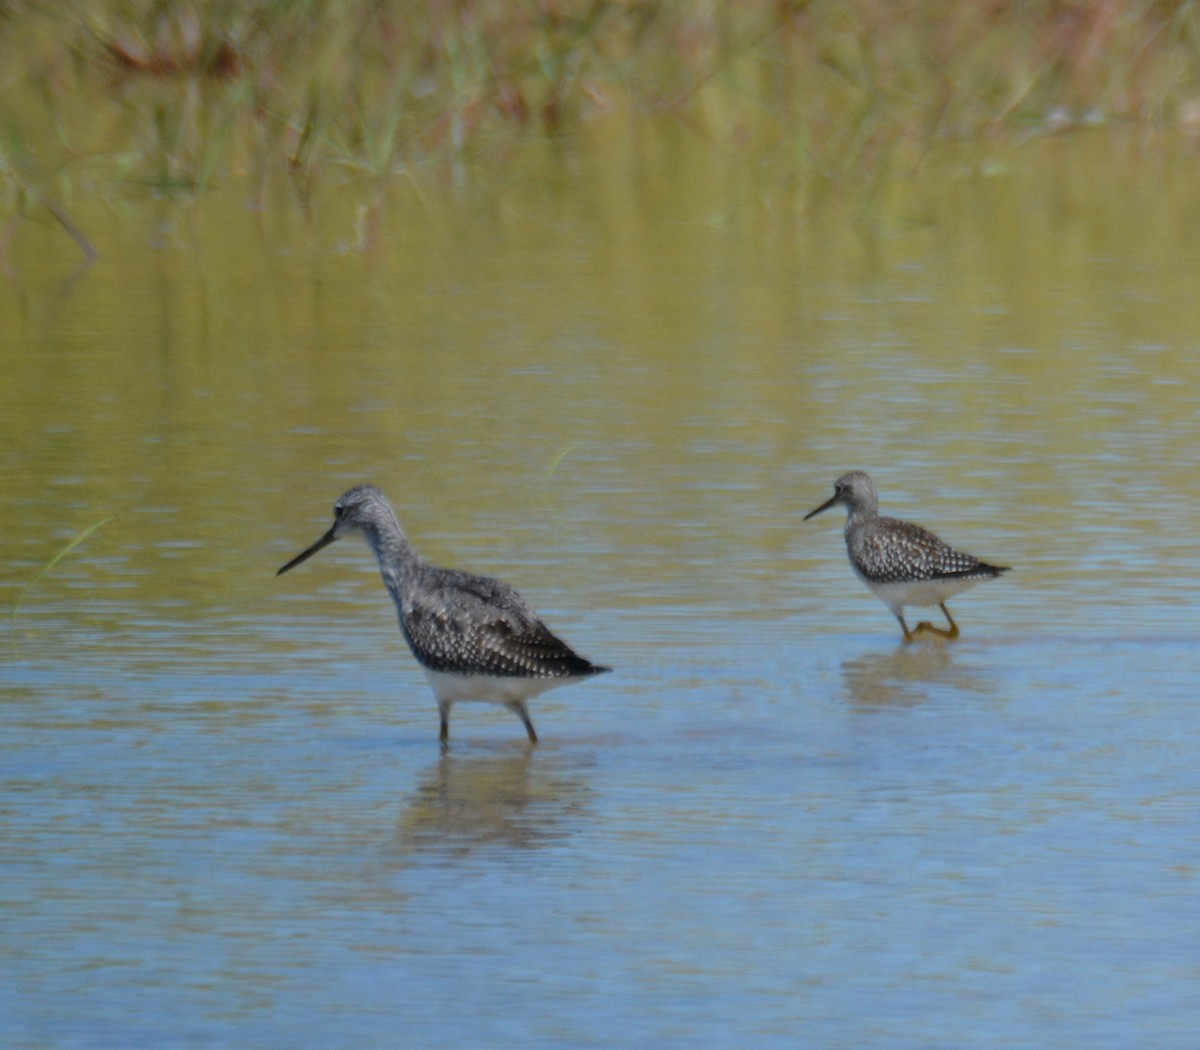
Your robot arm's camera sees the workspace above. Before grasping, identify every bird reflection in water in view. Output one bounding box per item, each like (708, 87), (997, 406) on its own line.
(389, 749), (591, 860)
(840, 644), (979, 709)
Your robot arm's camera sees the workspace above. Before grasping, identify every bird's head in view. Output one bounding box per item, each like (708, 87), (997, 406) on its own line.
(276, 484), (395, 575)
(804, 471), (877, 520)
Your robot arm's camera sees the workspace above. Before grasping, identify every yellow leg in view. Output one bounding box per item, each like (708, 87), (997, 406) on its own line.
(913, 604), (960, 640)
(508, 702), (539, 744)
(941, 603), (960, 639)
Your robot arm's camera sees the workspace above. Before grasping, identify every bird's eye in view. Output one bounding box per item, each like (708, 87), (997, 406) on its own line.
(334, 504), (345, 518)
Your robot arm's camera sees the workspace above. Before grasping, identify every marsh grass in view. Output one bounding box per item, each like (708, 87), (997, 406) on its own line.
(8, 517), (114, 650)
(3, 1), (1200, 203)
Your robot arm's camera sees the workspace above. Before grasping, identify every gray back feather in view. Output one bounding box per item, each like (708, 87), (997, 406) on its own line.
(399, 564), (606, 678)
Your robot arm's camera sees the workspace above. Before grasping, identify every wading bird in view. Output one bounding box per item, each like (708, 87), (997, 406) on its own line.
(277, 485), (609, 744)
(804, 471), (1009, 641)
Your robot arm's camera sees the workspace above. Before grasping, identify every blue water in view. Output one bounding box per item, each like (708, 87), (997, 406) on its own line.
(5, 131), (1200, 1048)
(4, 603), (1198, 1048)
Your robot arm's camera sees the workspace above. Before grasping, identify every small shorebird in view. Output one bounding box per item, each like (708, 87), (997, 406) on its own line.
(277, 485), (609, 744)
(804, 471), (1009, 641)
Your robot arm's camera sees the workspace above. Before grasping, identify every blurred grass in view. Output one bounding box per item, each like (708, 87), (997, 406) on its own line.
(3, 0), (1200, 201)
(9, 517), (113, 649)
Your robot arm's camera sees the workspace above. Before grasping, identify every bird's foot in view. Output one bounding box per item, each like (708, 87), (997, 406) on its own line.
(912, 620), (959, 640)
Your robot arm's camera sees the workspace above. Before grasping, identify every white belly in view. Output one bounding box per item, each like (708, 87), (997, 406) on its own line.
(421, 669), (581, 705)
(863, 576), (981, 612)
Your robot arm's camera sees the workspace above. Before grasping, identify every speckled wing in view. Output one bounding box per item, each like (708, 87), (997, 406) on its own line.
(855, 517), (1007, 584)
(399, 567), (607, 679)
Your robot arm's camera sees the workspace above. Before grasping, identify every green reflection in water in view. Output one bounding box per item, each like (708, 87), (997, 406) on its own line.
(2, 125), (1199, 641)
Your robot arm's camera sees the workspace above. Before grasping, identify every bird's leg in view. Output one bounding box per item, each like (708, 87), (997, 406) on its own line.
(939, 603), (960, 639)
(438, 702), (451, 747)
(508, 701), (539, 744)
(895, 612), (915, 643)
(913, 604), (960, 640)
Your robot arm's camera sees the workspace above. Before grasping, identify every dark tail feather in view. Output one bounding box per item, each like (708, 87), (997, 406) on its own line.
(565, 654), (611, 677)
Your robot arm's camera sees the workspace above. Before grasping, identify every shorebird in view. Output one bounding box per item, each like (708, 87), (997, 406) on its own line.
(804, 471), (1009, 641)
(277, 485), (609, 744)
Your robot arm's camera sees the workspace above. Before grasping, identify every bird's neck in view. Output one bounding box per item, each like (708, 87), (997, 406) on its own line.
(844, 504), (877, 536)
(360, 517), (423, 598)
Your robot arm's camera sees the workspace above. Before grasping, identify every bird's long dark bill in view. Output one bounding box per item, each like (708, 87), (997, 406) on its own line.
(276, 527), (338, 576)
(803, 494), (839, 521)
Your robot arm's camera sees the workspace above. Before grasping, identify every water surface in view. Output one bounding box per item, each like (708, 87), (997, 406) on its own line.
(3, 125), (1199, 1047)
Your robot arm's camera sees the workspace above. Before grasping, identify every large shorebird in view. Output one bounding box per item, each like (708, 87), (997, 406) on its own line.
(277, 485), (609, 743)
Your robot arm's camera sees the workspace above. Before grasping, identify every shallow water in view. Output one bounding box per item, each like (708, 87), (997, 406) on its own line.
(3, 125), (1200, 1047)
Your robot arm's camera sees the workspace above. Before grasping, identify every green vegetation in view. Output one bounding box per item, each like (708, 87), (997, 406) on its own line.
(9, 517), (113, 643)
(3, 0), (1200, 199)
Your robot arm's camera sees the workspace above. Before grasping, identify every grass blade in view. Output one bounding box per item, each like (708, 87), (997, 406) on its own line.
(10, 516), (114, 641)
